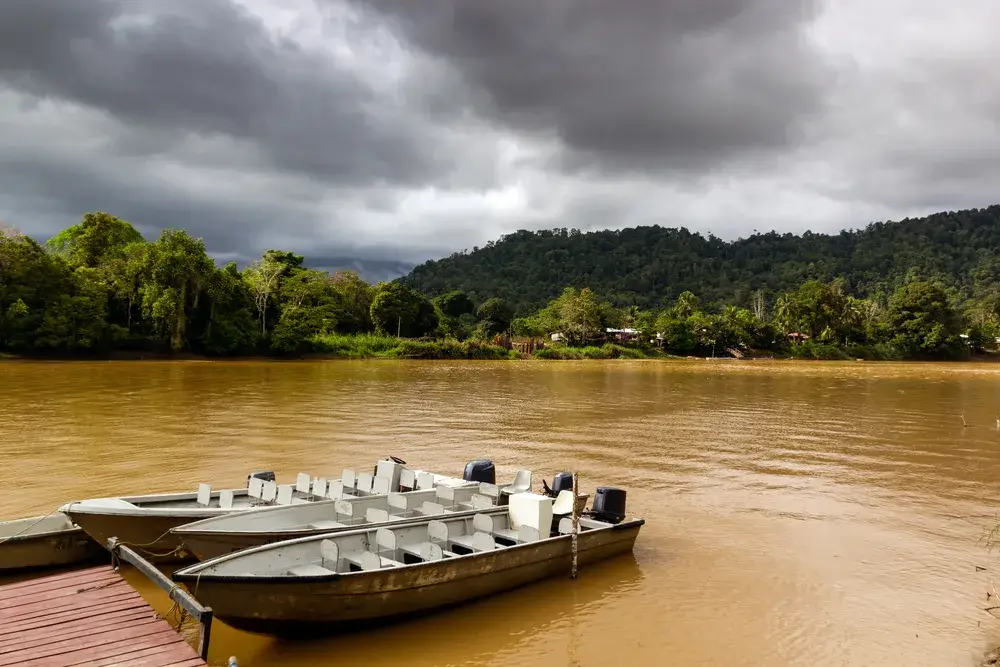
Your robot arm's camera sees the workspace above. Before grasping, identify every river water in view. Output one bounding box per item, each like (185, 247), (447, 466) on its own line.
(2, 359), (1000, 666)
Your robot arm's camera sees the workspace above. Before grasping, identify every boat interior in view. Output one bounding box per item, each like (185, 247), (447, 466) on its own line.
(179, 490), (611, 578)
(0, 514), (80, 539)
(173, 480), (517, 534)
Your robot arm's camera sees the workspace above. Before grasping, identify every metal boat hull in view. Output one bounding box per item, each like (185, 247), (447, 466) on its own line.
(63, 509), (214, 563)
(174, 519), (643, 636)
(0, 524), (104, 572)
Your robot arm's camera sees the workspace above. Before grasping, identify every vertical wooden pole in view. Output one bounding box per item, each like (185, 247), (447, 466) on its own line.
(571, 471), (579, 579)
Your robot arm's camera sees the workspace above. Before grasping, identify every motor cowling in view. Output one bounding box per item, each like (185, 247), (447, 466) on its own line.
(591, 486), (627, 524)
(550, 472), (574, 496)
(247, 471), (276, 483)
(463, 459), (496, 485)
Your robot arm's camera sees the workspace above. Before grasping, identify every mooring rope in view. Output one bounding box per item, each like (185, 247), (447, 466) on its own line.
(0, 508), (62, 546)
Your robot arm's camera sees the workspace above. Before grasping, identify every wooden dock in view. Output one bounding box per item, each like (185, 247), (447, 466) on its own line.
(0, 566), (207, 667)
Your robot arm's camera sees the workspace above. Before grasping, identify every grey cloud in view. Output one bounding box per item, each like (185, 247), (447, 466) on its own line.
(350, 0), (832, 174)
(0, 0), (453, 187)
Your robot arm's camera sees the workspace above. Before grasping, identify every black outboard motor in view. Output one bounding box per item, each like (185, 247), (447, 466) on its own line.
(463, 459), (496, 485)
(590, 486), (627, 524)
(247, 470), (276, 484)
(550, 472), (574, 496)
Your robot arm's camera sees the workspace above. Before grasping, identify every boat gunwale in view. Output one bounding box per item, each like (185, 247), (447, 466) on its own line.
(172, 517), (645, 585)
(0, 521), (86, 542)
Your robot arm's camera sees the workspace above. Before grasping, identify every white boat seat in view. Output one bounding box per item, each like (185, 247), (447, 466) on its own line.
(387, 493), (409, 515)
(552, 490), (575, 516)
(471, 531), (497, 552)
(470, 493), (493, 510)
(342, 469), (356, 491)
(416, 471), (435, 490)
(261, 481), (278, 503)
(286, 564), (335, 577)
(327, 481), (344, 500)
(320, 539), (339, 569)
(419, 501), (445, 517)
(197, 483), (211, 507)
(501, 470), (532, 497)
(478, 483), (500, 501)
(356, 472), (374, 495)
(313, 478), (328, 498)
(436, 486), (457, 508)
(518, 525), (541, 543)
(366, 508), (392, 524)
(371, 476), (390, 496)
(309, 520), (345, 531)
(248, 477), (264, 499)
(219, 490), (234, 509)
(296, 473), (311, 494)
(276, 485), (294, 506)
(399, 468), (416, 491)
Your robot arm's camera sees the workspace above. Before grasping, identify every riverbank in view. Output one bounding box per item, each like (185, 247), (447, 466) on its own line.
(1, 334), (996, 362)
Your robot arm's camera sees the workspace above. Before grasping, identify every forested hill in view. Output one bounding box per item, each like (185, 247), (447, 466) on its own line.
(400, 206), (1000, 314)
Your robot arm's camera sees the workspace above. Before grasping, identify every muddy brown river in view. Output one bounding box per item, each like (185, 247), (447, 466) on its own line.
(3, 359), (1000, 666)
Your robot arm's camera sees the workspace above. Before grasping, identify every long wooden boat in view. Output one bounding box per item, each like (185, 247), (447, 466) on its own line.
(61, 458), (464, 563)
(172, 481), (506, 560)
(172, 489), (643, 636)
(0, 514), (105, 572)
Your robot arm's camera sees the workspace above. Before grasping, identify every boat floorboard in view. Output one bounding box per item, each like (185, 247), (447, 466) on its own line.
(0, 565), (206, 667)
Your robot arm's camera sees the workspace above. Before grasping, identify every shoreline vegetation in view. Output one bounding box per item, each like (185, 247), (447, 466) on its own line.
(3, 211), (1000, 363)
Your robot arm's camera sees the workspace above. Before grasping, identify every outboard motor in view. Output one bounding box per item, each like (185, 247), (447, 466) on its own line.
(590, 486), (627, 524)
(551, 472), (574, 495)
(463, 459), (496, 485)
(247, 471), (276, 484)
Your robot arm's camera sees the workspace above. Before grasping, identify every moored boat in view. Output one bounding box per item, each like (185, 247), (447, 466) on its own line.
(0, 513), (104, 572)
(61, 457), (456, 563)
(172, 486), (642, 636)
(171, 473), (529, 560)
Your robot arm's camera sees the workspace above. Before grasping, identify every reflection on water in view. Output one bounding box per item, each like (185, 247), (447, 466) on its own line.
(3, 359), (1000, 666)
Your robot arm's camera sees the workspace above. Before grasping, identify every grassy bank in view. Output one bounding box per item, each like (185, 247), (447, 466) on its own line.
(310, 334), (517, 359)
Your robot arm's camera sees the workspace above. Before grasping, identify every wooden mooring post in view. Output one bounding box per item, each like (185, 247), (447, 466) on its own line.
(571, 471), (580, 579)
(107, 537), (214, 661)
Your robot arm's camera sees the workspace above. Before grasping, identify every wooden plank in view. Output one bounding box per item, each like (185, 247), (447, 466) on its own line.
(1, 577), (127, 609)
(0, 605), (159, 643)
(0, 568), (112, 598)
(0, 599), (149, 635)
(2, 617), (165, 653)
(0, 566), (205, 667)
(5, 630), (193, 667)
(65, 643), (199, 667)
(2, 626), (181, 664)
(1, 590), (141, 626)
(0, 585), (135, 621)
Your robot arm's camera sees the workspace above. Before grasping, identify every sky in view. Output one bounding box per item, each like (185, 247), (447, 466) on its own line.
(2, 0), (999, 279)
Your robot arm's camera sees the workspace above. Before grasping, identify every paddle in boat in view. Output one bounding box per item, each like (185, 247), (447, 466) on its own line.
(60, 457), (461, 563)
(171, 461), (534, 560)
(172, 485), (642, 636)
(0, 513), (104, 572)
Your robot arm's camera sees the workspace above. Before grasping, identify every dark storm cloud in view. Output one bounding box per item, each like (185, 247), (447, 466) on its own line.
(351, 0), (832, 174)
(2, 0), (1000, 273)
(0, 0), (448, 186)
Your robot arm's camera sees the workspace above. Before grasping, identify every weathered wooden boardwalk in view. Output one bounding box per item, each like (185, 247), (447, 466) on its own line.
(0, 566), (206, 667)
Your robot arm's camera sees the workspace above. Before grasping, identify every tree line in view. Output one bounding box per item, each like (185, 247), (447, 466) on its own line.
(0, 213), (509, 356)
(401, 205), (1000, 317)
(0, 211), (995, 360)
